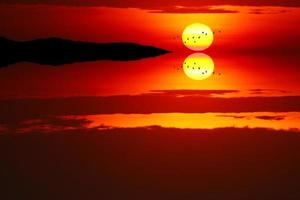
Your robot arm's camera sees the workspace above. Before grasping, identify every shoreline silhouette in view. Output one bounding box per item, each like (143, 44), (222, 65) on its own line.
(0, 37), (170, 67)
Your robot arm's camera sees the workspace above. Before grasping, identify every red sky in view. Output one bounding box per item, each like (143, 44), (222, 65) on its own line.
(1, 2), (300, 197)
(0, 4), (299, 52)
(2, 0), (300, 7)
(0, 3), (299, 97)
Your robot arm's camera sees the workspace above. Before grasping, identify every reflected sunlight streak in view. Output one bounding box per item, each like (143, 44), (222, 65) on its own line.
(71, 112), (300, 131)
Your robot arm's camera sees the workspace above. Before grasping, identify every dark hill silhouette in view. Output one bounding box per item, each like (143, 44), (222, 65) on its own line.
(0, 37), (170, 67)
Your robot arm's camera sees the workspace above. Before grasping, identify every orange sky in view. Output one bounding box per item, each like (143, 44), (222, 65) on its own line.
(2, 4), (300, 197)
(0, 5), (299, 52)
(0, 5), (299, 98)
(0, 51), (299, 98)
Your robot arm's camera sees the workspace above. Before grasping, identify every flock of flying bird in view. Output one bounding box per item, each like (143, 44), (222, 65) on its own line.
(172, 29), (223, 78)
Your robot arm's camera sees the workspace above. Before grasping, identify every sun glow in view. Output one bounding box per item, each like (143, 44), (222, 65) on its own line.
(182, 23), (214, 51)
(183, 53), (214, 80)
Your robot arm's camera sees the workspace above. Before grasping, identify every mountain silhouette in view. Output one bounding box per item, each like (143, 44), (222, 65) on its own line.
(0, 37), (170, 67)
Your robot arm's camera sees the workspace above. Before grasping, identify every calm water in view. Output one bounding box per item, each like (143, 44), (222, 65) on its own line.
(1, 52), (300, 134)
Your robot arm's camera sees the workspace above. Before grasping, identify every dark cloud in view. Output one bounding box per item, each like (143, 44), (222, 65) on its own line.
(256, 115), (285, 120)
(1, 92), (300, 123)
(248, 8), (289, 14)
(249, 89), (287, 93)
(21, 117), (91, 129)
(216, 114), (247, 119)
(1, 0), (300, 8)
(150, 6), (238, 14)
(148, 89), (239, 97)
(248, 89), (289, 95)
(1, 116), (92, 134)
(217, 114), (286, 121)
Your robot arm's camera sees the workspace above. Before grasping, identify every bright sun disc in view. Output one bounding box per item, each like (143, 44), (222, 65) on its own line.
(182, 23), (214, 51)
(183, 53), (214, 80)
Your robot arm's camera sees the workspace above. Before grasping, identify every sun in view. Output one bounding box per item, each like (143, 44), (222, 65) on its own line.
(183, 53), (214, 80)
(182, 23), (214, 51)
